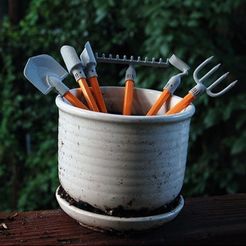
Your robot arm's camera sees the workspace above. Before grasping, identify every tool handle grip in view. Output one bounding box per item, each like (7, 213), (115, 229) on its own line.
(60, 45), (83, 74)
(165, 92), (195, 115)
(88, 76), (107, 113)
(147, 89), (171, 116)
(123, 80), (134, 115)
(63, 91), (88, 110)
(78, 78), (99, 112)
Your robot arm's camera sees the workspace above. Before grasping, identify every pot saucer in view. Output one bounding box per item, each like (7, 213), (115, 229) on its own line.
(55, 186), (184, 232)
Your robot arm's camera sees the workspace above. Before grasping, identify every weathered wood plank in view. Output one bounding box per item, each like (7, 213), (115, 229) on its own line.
(0, 194), (246, 245)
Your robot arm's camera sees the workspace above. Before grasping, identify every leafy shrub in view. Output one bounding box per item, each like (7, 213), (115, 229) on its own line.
(0, 0), (245, 210)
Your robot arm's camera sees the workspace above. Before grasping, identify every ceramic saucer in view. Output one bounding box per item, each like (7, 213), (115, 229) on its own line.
(56, 186), (184, 232)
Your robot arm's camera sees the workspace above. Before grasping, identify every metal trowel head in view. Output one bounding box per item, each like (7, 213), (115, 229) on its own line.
(23, 54), (68, 94)
(80, 41), (97, 67)
(168, 54), (190, 74)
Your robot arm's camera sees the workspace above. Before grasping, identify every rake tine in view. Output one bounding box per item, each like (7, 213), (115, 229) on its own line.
(207, 79), (238, 97)
(193, 56), (213, 83)
(96, 53), (169, 67)
(200, 63), (221, 83)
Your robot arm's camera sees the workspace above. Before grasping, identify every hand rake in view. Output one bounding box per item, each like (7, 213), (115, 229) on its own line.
(94, 53), (180, 116)
(123, 64), (136, 115)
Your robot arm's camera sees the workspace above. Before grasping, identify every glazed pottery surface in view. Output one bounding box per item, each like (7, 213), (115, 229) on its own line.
(56, 87), (195, 213)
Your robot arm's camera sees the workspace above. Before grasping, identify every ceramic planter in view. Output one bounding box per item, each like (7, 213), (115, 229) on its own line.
(55, 87), (195, 214)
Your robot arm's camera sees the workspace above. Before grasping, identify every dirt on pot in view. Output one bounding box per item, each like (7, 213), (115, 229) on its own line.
(58, 186), (181, 218)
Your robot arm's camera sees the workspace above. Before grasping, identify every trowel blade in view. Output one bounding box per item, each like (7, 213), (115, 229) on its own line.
(80, 41), (97, 66)
(169, 54), (190, 72)
(23, 54), (68, 94)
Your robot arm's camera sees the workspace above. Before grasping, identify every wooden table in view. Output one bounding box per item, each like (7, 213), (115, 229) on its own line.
(1, 194), (246, 245)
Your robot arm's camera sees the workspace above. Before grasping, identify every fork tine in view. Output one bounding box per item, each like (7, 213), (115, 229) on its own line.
(207, 72), (229, 91)
(207, 80), (237, 97)
(207, 74), (238, 97)
(193, 56), (214, 83)
(200, 63), (221, 83)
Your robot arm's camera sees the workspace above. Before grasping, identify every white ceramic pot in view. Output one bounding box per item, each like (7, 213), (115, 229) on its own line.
(56, 87), (195, 213)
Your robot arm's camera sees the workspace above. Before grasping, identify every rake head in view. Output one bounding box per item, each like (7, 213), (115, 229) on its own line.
(193, 56), (238, 97)
(95, 53), (169, 68)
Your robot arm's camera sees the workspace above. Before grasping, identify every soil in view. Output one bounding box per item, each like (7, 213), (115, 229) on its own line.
(58, 186), (181, 218)
(108, 111), (122, 115)
(108, 112), (144, 116)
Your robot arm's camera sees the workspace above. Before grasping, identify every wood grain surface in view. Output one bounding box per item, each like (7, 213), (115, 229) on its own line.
(0, 194), (246, 245)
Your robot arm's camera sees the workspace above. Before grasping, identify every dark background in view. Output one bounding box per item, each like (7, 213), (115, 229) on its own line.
(0, 0), (245, 211)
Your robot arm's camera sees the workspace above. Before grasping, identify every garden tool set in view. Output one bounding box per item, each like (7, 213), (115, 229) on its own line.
(23, 41), (238, 115)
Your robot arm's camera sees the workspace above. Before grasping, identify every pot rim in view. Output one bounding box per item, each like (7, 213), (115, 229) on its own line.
(55, 86), (195, 124)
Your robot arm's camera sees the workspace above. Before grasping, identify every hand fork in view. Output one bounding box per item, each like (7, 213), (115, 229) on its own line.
(165, 56), (238, 115)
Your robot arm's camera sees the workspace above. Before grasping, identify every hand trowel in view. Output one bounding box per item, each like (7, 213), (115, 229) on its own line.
(23, 54), (88, 110)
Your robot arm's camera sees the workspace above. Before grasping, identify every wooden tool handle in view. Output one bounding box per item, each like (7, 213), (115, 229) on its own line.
(165, 92), (195, 115)
(88, 76), (107, 113)
(147, 89), (171, 116)
(78, 78), (99, 112)
(63, 91), (88, 110)
(123, 80), (134, 115)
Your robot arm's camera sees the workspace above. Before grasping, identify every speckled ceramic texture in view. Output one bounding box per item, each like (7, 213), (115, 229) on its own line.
(55, 87), (195, 213)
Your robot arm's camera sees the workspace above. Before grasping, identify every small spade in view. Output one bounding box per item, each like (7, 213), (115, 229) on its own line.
(23, 54), (88, 110)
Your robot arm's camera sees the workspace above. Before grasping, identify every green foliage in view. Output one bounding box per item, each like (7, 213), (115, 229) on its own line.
(0, 0), (245, 210)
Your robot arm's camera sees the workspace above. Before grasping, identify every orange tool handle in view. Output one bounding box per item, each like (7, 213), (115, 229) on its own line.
(77, 78), (99, 112)
(63, 91), (88, 110)
(88, 76), (107, 113)
(123, 80), (134, 115)
(146, 89), (171, 116)
(165, 92), (195, 115)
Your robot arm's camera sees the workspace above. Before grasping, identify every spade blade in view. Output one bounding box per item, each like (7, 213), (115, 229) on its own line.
(23, 54), (68, 94)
